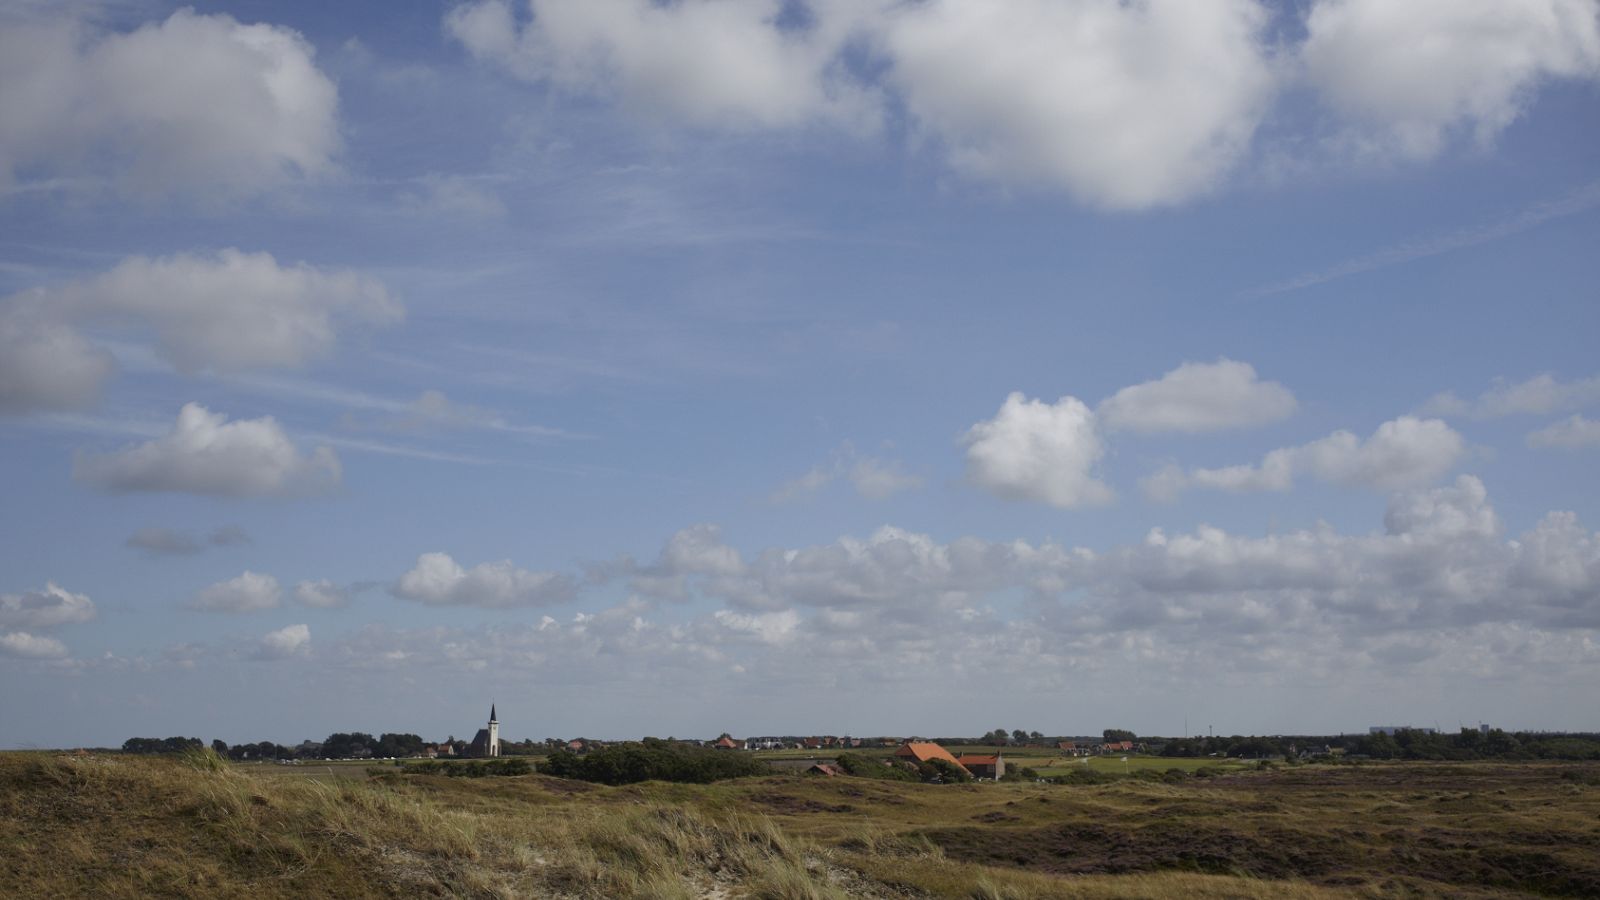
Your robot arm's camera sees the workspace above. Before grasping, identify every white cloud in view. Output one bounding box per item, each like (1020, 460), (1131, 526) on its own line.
(324, 478), (1600, 693)
(659, 524), (745, 578)
(1528, 415), (1600, 450)
(255, 623), (311, 660)
(448, 0), (1274, 209)
(879, 0), (1275, 209)
(446, 0), (879, 132)
(1098, 358), (1295, 433)
(0, 583), (96, 630)
(1145, 415), (1464, 500)
(0, 250), (394, 415)
(293, 580), (352, 609)
(36, 249), (400, 374)
(393, 552), (577, 608)
(1383, 475), (1500, 542)
(0, 9), (340, 195)
(1302, 0), (1600, 160)
(1424, 373), (1600, 419)
(0, 305), (115, 414)
(0, 631), (68, 659)
(190, 571), (282, 613)
(963, 392), (1112, 508)
(74, 403), (341, 497)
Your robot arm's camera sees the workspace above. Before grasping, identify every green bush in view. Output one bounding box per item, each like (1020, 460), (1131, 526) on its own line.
(401, 757), (533, 778)
(835, 752), (919, 781)
(539, 740), (771, 785)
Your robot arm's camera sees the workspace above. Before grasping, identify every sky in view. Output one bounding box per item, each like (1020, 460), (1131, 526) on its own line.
(1, 0), (1598, 748)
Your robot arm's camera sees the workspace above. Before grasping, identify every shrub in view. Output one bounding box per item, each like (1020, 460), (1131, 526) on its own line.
(540, 741), (771, 785)
(835, 753), (918, 782)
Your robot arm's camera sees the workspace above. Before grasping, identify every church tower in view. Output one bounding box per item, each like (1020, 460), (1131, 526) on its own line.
(487, 704), (500, 757)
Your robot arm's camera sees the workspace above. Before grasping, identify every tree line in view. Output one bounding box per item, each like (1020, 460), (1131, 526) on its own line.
(538, 738), (771, 785)
(1158, 729), (1600, 761)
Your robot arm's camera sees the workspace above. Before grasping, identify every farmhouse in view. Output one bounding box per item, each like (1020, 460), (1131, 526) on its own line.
(957, 754), (1006, 780)
(806, 763), (843, 777)
(894, 741), (971, 776)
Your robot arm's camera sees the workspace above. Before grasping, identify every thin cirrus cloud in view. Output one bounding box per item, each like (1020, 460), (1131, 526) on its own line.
(772, 442), (923, 503)
(0, 250), (399, 415)
(1142, 415), (1465, 501)
(0, 8), (340, 196)
(74, 403), (341, 498)
(392, 552), (579, 608)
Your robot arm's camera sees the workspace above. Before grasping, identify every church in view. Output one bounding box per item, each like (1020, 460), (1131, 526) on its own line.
(466, 704), (500, 758)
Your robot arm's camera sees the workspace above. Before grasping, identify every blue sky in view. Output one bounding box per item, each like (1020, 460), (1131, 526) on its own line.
(2, 0), (1598, 747)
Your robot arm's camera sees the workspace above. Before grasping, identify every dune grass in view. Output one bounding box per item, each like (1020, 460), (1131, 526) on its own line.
(3, 752), (1598, 898)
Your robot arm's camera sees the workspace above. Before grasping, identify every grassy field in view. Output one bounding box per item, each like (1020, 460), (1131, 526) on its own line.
(754, 746), (1253, 777)
(4, 750), (1598, 898)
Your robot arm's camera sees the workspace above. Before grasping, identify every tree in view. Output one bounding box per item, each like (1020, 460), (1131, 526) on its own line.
(211, 739), (229, 757)
(321, 732), (376, 759)
(374, 733), (424, 758)
(1103, 729), (1136, 743)
(920, 758), (971, 784)
(1011, 729), (1029, 744)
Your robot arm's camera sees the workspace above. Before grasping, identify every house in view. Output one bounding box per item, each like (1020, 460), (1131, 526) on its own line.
(714, 735), (739, 750)
(957, 754), (1006, 780)
(807, 763), (843, 777)
(803, 737), (822, 750)
(893, 742), (971, 777)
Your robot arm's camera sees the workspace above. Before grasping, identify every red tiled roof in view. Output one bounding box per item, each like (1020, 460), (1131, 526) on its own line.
(957, 755), (999, 766)
(894, 742), (971, 774)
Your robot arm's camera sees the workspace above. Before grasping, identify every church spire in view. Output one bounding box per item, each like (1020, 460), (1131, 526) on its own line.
(489, 703), (497, 723)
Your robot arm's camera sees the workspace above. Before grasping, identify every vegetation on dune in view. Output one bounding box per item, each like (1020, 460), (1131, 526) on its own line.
(5, 751), (1600, 898)
(400, 758), (532, 778)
